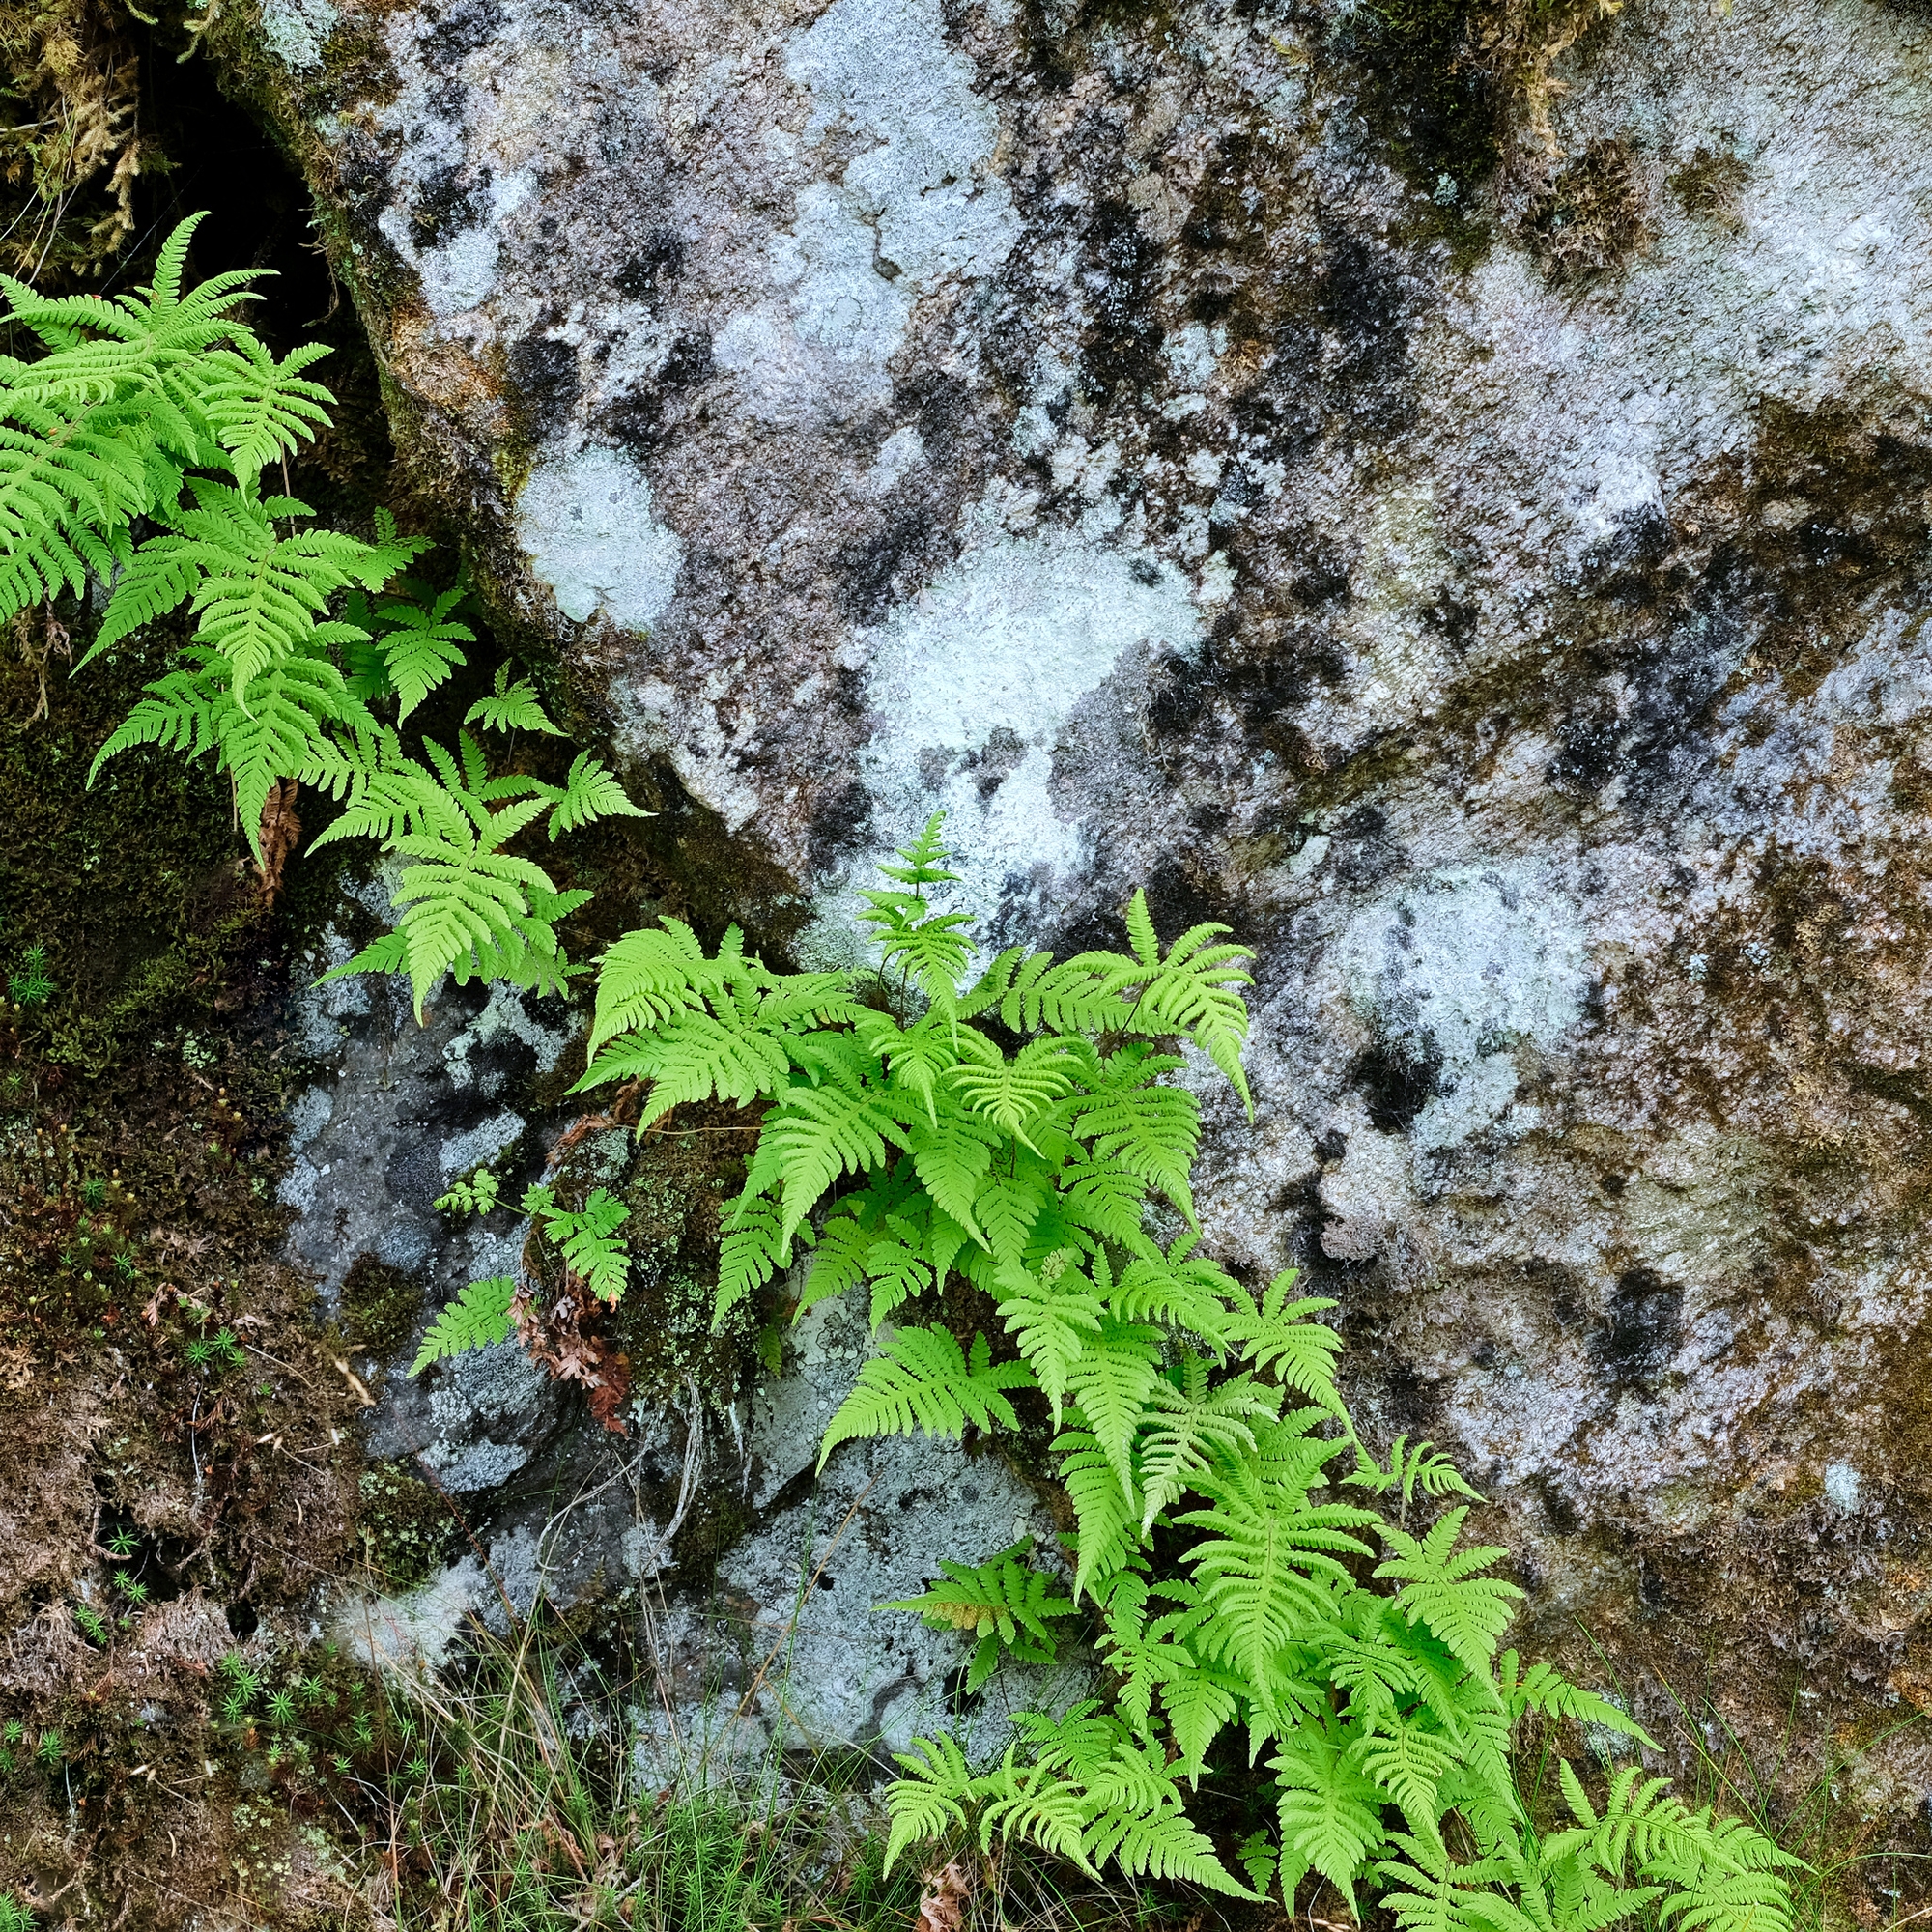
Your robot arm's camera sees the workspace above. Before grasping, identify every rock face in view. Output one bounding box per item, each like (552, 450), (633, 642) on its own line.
(234, 0), (1932, 1797)
(282, 948), (1084, 1758)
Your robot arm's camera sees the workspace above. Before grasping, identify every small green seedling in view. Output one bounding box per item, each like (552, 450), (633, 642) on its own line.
(434, 1165), (501, 1216)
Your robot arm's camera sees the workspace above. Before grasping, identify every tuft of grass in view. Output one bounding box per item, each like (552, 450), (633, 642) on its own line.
(1568, 1630), (1931, 1932)
(358, 1621), (914, 1932)
(342, 1612), (1186, 1932)
(1660, 1681), (1931, 1932)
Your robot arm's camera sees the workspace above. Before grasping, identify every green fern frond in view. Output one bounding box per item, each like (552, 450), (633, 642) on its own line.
(858, 815), (972, 1017)
(466, 662), (561, 734)
(962, 946), (1136, 1037)
(1137, 1362), (1281, 1531)
(1375, 1511), (1524, 1678)
(902, 1106), (1000, 1236)
(762, 1080), (911, 1244)
(356, 581), (473, 720)
(547, 749), (646, 836)
(1110, 1238), (1242, 1337)
(1497, 1655), (1653, 1747)
(1057, 1426), (1145, 1599)
(979, 1758), (1096, 1869)
(384, 835), (558, 1021)
(1065, 1317), (1164, 1497)
(1349, 1435), (1485, 1509)
(1179, 1450), (1377, 1699)
(580, 918), (726, 1052)
(1221, 1269), (1345, 1413)
(411, 1276), (517, 1374)
(948, 1034), (1080, 1149)
(715, 1192), (794, 1326)
(0, 414), (149, 619)
(91, 648), (367, 862)
(882, 1540), (1073, 1692)
(1271, 1722), (1390, 1914)
(1355, 1714), (1461, 1837)
(199, 335), (336, 481)
(144, 478), (417, 698)
(589, 1005), (797, 1133)
(1067, 1068), (1201, 1217)
(997, 1255), (1104, 1421)
(538, 1188), (630, 1303)
(817, 1327), (1033, 1469)
(883, 1734), (977, 1873)
(1099, 889), (1257, 1114)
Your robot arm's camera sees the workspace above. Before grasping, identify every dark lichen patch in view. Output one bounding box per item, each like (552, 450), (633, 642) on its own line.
(1079, 195), (1167, 400)
(1523, 136), (1647, 282)
(614, 226), (685, 302)
(1339, 0), (1500, 241)
(1351, 1032), (1447, 1134)
(1700, 396), (1932, 699)
(1667, 144), (1748, 227)
(1588, 1266), (1683, 1391)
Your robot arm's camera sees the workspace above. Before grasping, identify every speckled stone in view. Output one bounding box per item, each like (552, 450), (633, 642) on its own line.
(231, 0), (1932, 1801)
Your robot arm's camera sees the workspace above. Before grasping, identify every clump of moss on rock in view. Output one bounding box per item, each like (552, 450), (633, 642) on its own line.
(356, 1460), (463, 1590)
(340, 1252), (423, 1363)
(1524, 136), (1647, 281)
(1668, 144), (1749, 227)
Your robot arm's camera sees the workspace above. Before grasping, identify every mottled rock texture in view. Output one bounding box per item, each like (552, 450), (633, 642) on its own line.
(226, 0), (1932, 1808)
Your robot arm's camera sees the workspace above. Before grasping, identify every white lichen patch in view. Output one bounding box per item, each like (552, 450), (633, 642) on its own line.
(438, 1109), (525, 1178)
(807, 517), (1200, 952)
(1336, 867), (1589, 1151)
(776, 0), (1019, 380)
(261, 0), (338, 70)
(705, 0), (1022, 422)
(443, 983), (572, 1089)
(514, 446), (685, 630)
(332, 1555), (486, 1675)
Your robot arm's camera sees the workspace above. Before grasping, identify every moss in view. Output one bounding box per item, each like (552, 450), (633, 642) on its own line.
(1668, 144), (1748, 226)
(1342, 0), (1501, 249)
(0, 0), (148, 283)
(339, 1253), (422, 1361)
(590, 1105), (761, 1408)
(1524, 136), (1647, 282)
(355, 1459), (462, 1589)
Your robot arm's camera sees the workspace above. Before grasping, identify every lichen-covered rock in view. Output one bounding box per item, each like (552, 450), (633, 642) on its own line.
(230, 0), (1932, 1810)
(282, 907), (1086, 1746)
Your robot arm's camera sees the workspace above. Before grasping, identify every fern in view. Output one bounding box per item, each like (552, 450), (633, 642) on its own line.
(1375, 1510), (1525, 1678)
(434, 1166), (502, 1217)
(313, 731), (636, 1019)
(344, 563), (474, 719)
(573, 814), (1801, 1932)
(1110, 888), (1256, 1115)
(467, 662), (562, 735)
(10, 213), (634, 1009)
(548, 750), (647, 836)
(881, 1540), (1074, 1692)
(1350, 1435), (1486, 1511)
(818, 1326), (1035, 1468)
(524, 1183), (631, 1303)
(411, 1276), (517, 1374)
(91, 645), (377, 863)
